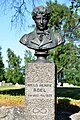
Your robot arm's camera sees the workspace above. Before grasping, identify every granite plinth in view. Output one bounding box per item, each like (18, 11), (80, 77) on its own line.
(25, 63), (56, 120)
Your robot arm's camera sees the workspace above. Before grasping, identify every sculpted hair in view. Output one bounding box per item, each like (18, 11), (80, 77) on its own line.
(32, 6), (51, 20)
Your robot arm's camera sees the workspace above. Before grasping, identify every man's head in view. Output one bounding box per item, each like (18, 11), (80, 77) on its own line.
(32, 6), (51, 31)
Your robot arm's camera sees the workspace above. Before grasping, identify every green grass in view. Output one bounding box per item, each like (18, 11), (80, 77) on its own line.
(57, 87), (80, 100)
(57, 87), (80, 113)
(0, 86), (24, 91)
(57, 97), (80, 106)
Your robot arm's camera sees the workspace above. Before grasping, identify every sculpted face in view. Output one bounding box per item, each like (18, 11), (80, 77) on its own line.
(35, 15), (49, 31)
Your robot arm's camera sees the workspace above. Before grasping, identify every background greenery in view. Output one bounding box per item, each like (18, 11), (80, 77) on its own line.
(0, 0), (80, 85)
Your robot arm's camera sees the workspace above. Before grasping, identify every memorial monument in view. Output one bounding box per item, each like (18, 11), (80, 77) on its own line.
(20, 6), (64, 62)
(20, 6), (64, 120)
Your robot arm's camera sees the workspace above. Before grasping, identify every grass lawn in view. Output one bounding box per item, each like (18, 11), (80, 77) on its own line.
(57, 87), (80, 100)
(0, 86), (24, 106)
(0, 86), (24, 91)
(57, 87), (80, 113)
(0, 94), (24, 106)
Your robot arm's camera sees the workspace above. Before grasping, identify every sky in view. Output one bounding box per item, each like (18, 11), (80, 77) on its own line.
(0, 0), (72, 67)
(0, 13), (35, 67)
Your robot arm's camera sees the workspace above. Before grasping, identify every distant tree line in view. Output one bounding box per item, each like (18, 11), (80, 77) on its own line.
(0, 1), (80, 85)
(0, 47), (35, 84)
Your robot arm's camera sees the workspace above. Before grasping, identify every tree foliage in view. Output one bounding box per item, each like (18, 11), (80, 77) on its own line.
(48, 2), (80, 42)
(0, 46), (5, 82)
(20, 49), (35, 77)
(47, 3), (80, 85)
(69, 0), (80, 13)
(5, 48), (24, 84)
(24, 49), (35, 64)
(48, 41), (80, 85)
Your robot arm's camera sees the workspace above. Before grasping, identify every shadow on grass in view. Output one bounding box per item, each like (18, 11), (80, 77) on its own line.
(57, 87), (80, 100)
(56, 98), (80, 120)
(57, 98), (80, 113)
(0, 88), (25, 95)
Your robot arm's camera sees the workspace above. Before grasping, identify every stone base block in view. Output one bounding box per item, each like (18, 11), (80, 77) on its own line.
(25, 63), (56, 120)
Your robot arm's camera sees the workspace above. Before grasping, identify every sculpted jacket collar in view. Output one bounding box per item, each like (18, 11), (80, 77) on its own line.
(30, 29), (53, 48)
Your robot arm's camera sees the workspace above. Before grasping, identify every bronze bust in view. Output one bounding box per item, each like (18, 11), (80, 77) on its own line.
(19, 6), (64, 62)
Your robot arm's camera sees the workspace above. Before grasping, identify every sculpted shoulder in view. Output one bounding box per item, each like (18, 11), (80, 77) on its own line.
(19, 31), (35, 45)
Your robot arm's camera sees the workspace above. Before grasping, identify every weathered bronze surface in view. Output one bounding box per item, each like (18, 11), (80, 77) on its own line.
(19, 6), (64, 62)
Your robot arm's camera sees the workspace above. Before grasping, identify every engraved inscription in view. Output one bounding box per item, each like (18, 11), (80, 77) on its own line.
(32, 108), (48, 115)
(33, 88), (46, 92)
(26, 83), (54, 99)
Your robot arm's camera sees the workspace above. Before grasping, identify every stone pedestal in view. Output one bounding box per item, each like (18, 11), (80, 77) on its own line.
(25, 63), (56, 120)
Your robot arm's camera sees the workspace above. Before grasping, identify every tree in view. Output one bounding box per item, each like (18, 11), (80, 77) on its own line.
(48, 2), (80, 42)
(17, 49), (35, 78)
(5, 48), (24, 84)
(0, 46), (5, 82)
(24, 49), (35, 64)
(69, 0), (80, 13)
(47, 2), (80, 85)
(48, 40), (80, 85)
